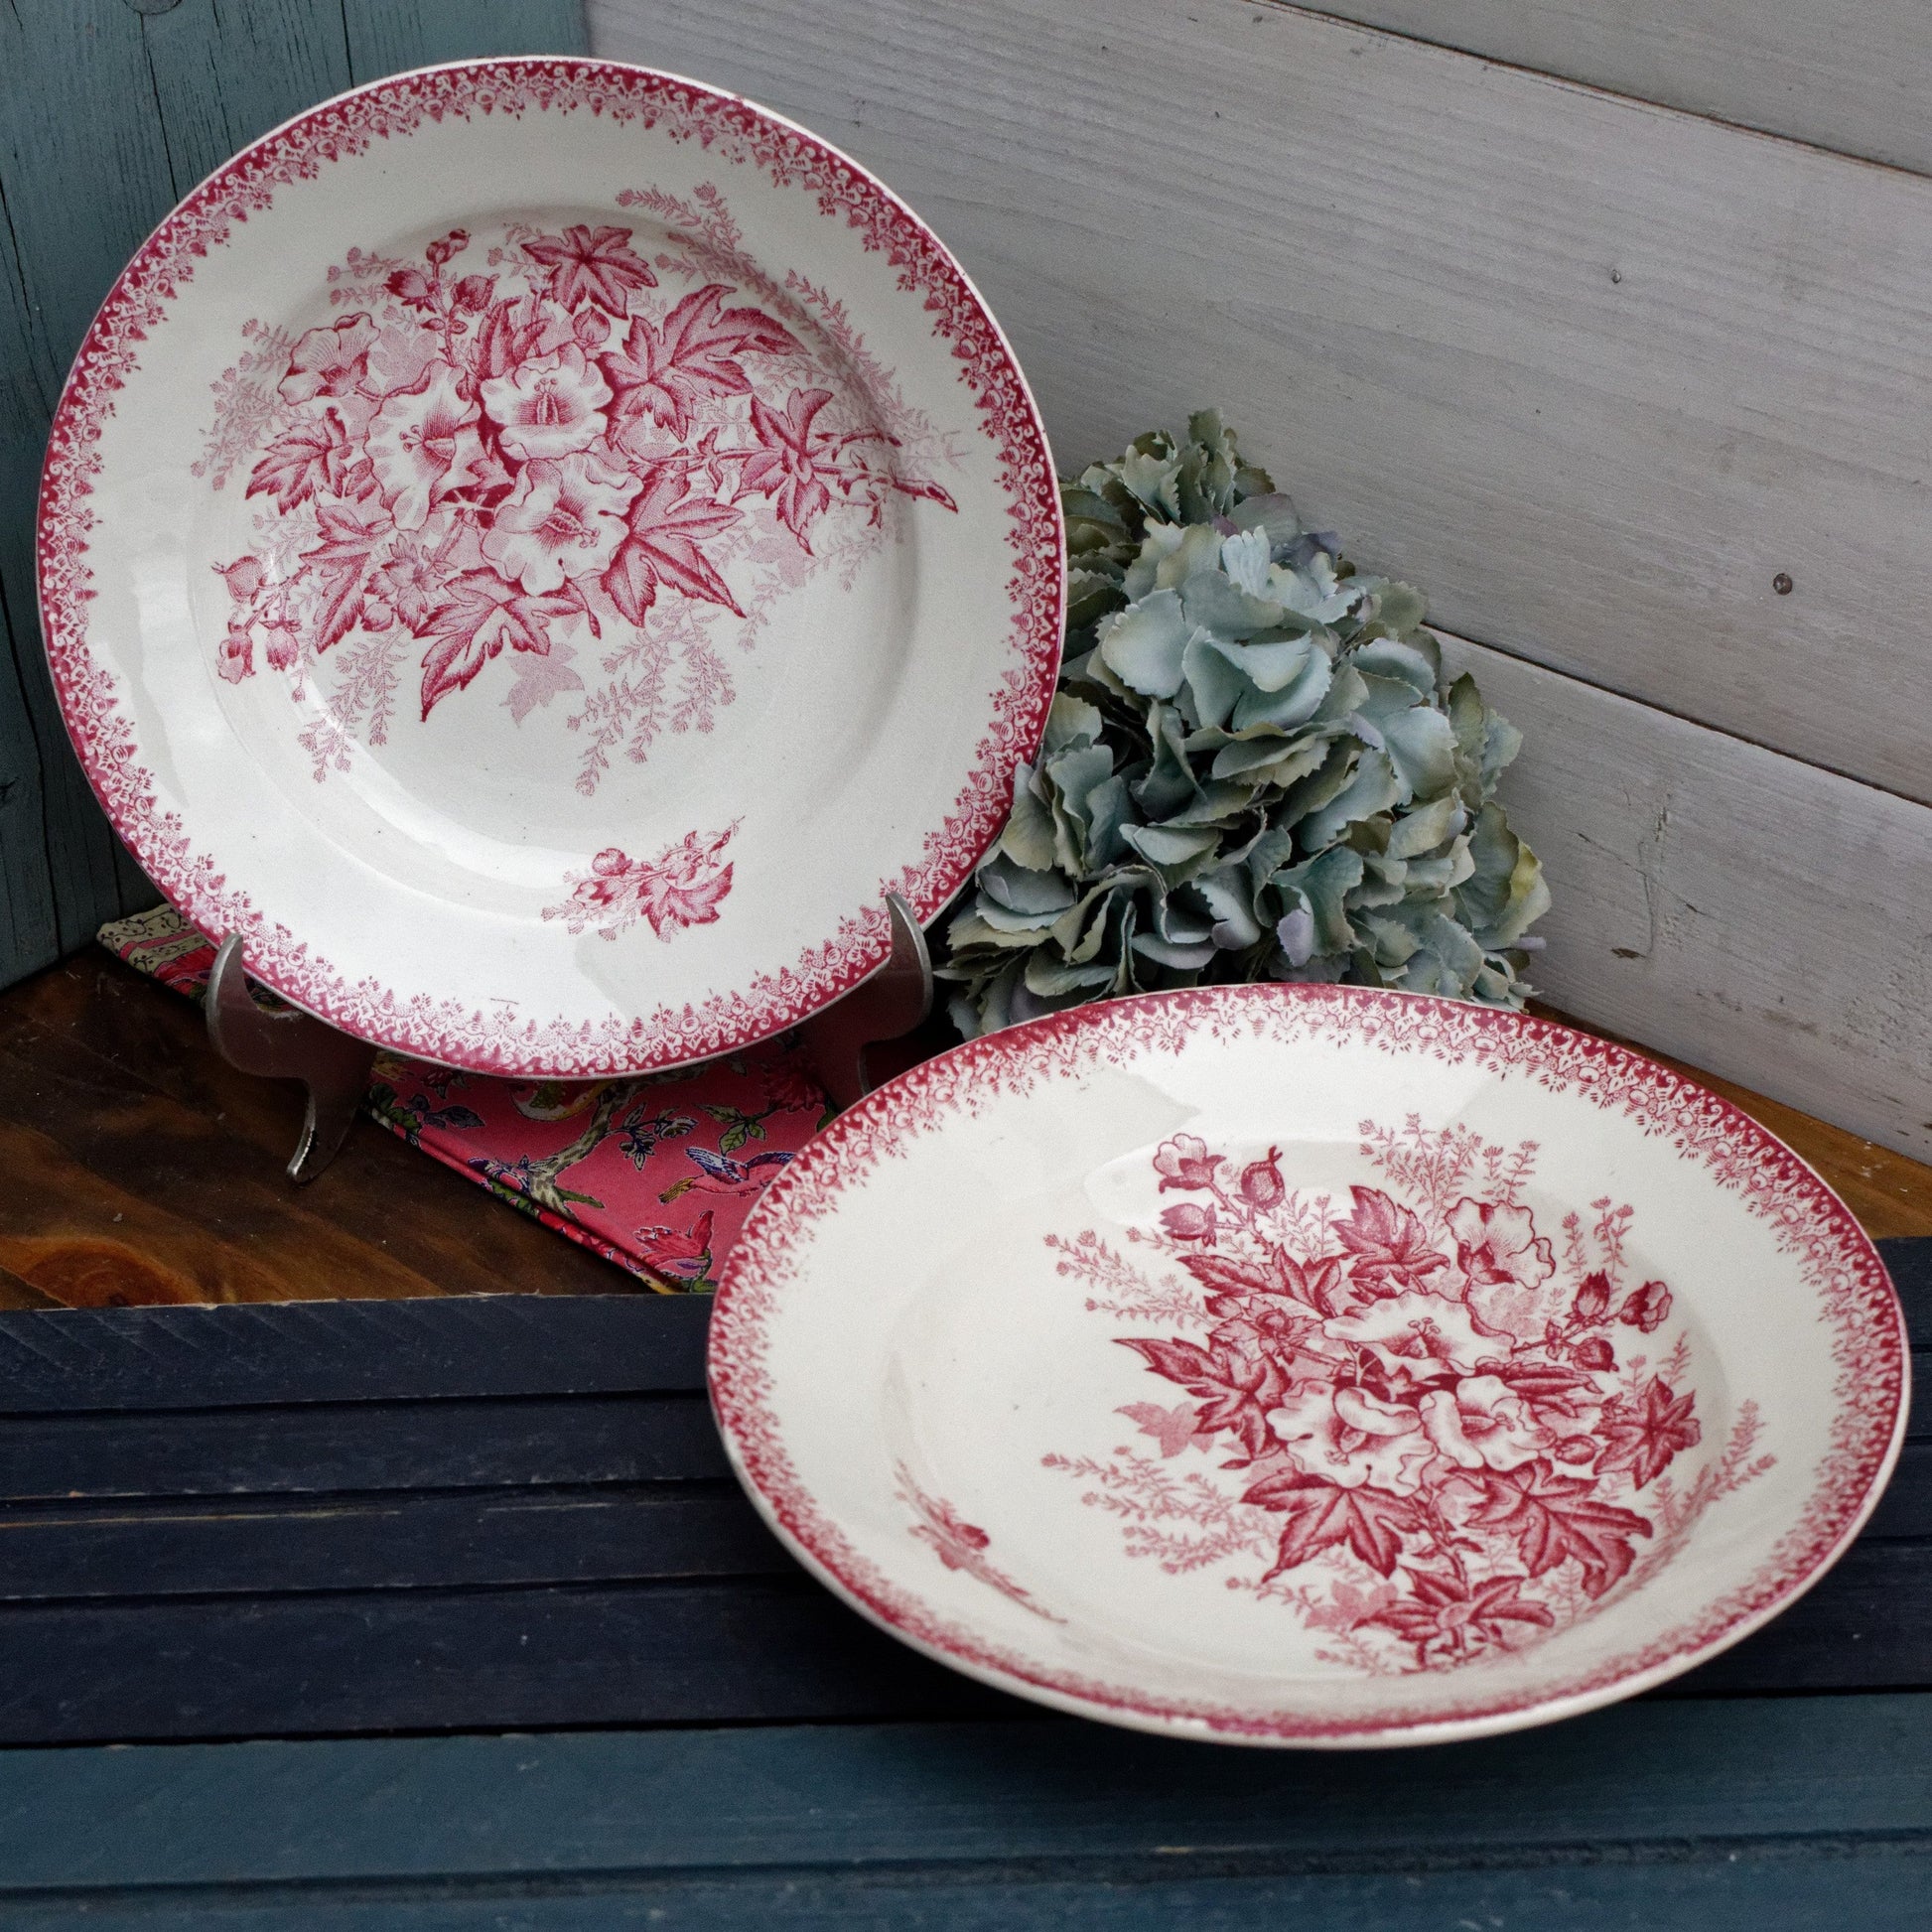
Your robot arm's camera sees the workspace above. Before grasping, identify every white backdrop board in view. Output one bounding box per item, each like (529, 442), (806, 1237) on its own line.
(591, 0), (1932, 1160)
(1315, 0), (1932, 180)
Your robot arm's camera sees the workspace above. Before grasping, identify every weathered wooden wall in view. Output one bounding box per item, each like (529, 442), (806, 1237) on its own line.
(0, 0), (588, 990)
(591, 0), (1932, 1161)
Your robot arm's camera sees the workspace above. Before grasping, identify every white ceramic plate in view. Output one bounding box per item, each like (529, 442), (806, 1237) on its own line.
(710, 984), (1908, 1747)
(39, 58), (1061, 1075)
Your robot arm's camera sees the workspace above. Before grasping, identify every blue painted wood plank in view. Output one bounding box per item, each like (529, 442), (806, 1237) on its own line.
(0, 1483), (786, 1599)
(0, 1239), (1918, 1415)
(0, 1392), (729, 1498)
(0, 1577), (1020, 1742)
(0, 1538), (1923, 1745)
(0, 1293), (710, 1414)
(344, 0), (588, 78)
(0, 1694), (1926, 1892)
(0, 0), (588, 993)
(10, 1852), (1932, 1931)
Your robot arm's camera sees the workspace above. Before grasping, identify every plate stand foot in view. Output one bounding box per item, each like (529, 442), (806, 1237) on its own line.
(205, 935), (378, 1184)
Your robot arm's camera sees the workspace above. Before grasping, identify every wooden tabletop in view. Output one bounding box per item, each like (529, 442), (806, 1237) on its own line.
(1, 949), (1927, 1313)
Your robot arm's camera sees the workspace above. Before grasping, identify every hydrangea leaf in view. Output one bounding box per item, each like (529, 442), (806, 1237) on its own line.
(1097, 589), (1191, 698)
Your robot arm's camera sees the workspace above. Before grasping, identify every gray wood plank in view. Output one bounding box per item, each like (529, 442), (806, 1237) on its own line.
(1315, 0), (1932, 182)
(1441, 631), (1932, 1161)
(0, 0), (587, 995)
(590, 0), (1932, 813)
(0, 1693), (1926, 1885)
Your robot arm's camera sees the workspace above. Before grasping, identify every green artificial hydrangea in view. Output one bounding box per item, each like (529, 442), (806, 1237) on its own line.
(938, 411), (1550, 1037)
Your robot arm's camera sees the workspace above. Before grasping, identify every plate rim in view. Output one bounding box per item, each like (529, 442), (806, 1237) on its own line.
(708, 982), (1911, 1748)
(36, 54), (1064, 1077)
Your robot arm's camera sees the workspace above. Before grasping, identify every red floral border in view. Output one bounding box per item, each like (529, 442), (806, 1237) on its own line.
(37, 58), (1063, 1076)
(710, 984), (1910, 1745)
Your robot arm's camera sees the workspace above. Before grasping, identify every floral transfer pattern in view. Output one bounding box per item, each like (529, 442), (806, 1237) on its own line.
(42, 61), (1062, 1077)
(542, 824), (738, 942)
(1041, 1118), (1772, 1674)
(200, 187), (961, 788)
(897, 1463), (1062, 1621)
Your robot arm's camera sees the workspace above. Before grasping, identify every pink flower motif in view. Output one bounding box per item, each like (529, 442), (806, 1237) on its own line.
(1418, 1375), (1552, 1472)
(480, 345), (614, 462)
(279, 313), (376, 405)
(483, 451), (641, 594)
(1618, 1281), (1673, 1333)
(216, 622), (254, 683)
(1271, 1384), (1435, 1494)
(365, 360), (479, 531)
(1160, 1201), (1218, 1242)
(1449, 1197), (1556, 1291)
(1154, 1134), (1222, 1192)
(543, 826), (738, 943)
(1323, 1290), (1493, 1374)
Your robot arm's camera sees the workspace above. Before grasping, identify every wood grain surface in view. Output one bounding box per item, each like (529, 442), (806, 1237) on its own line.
(2, 944), (1929, 1312)
(0, 0), (588, 995)
(1313, 0), (1932, 180)
(0, 951), (632, 1305)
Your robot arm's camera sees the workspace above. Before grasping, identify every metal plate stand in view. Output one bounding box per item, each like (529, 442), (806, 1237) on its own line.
(205, 895), (933, 1183)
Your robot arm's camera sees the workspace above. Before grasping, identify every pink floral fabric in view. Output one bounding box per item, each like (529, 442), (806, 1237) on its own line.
(98, 905), (829, 1291)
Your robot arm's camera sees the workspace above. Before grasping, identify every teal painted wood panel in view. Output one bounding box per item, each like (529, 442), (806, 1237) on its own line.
(0, 1696), (1928, 1927)
(0, 0), (588, 992)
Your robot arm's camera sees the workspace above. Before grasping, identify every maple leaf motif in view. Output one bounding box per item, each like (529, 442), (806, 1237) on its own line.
(604, 283), (800, 443)
(1329, 1185), (1450, 1298)
(1363, 1567), (1557, 1649)
(522, 224), (658, 314)
(1179, 1253), (1276, 1303)
(297, 503), (385, 652)
(1468, 1458), (1653, 1596)
(246, 408), (353, 513)
(1118, 1401), (1206, 1458)
(602, 463), (745, 626)
(735, 387), (838, 548)
(1117, 1335), (1288, 1459)
(1596, 1378), (1702, 1488)
(1182, 1248), (1343, 1316)
(1274, 1251), (1347, 1314)
(416, 570), (577, 720)
(1240, 1469), (1424, 1580)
